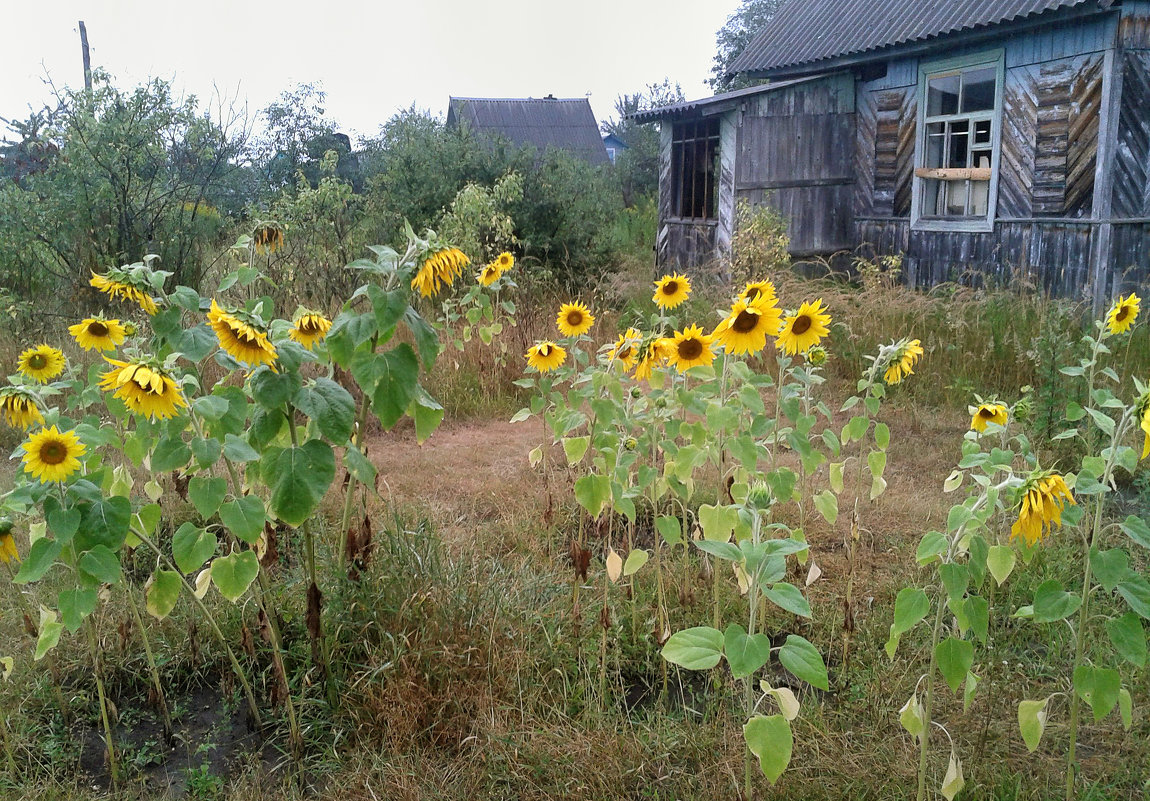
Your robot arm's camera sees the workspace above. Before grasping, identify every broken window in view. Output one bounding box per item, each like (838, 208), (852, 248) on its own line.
(913, 54), (1002, 231)
(671, 118), (720, 220)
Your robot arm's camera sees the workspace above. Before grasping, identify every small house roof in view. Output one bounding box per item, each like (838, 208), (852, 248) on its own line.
(627, 76), (823, 124)
(730, 0), (1111, 77)
(447, 96), (608, 165)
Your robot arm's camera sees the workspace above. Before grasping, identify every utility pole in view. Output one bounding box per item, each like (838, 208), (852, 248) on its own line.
(79, 21), (92, 91)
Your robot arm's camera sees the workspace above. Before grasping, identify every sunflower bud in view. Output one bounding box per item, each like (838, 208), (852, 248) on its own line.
(0, 517), (12, 536)
(624, 437), (638, 451)
(630, 387), (643, 399)
(747, 482), (772, 510)
(123, 322), (138, 336)
(807, 346), (828, 366)
(655, 398), (667, 409)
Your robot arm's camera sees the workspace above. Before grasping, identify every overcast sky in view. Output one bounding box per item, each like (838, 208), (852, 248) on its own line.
(1, 0), (739, 139)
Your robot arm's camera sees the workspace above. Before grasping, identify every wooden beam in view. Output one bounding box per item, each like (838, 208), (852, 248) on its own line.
(736, 176), (855, 191)
(913, 167), (993, 181)
(79, 21), (92, 92)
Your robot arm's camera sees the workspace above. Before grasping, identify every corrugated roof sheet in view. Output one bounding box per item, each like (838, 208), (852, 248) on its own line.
(628, 77), (820, 123)
(448, 97), (608, 165)
(730, 0), (1105, 76)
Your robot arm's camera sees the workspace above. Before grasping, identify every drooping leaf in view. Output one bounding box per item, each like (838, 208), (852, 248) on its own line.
(935, 637), (974, 693)
(987, 545), (1016, 586)
(265, 440), (336, 527)
(210, 551), (260, 602)
(779, 634), (829, 690)
(172, 523), (217, 574)
(1105, 612), (1147, 667)
(743, 715), (792, 784)
(723, 623), (772, 678)
(146, 570), (181, 620)
(58, 588), (97, 632)
(1018, 698), (1049, 752)
(188, 476), (227, 519)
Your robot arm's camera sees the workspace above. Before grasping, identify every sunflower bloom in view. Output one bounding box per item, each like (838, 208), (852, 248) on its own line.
(68, 317), (127, 352)
(557, 301), (595, 338)
(608, 328), (642, 370)
(884, 338), (924, 385)
(634, 338), (670, 382)
(479, 251), (514, 285)
(970, 402), (1008, 432)
(1011, 472), (1075, 546)
(1106, 293), (1140, 335)
(776, 299), (831, 356)
(667, 324), (716, 373)
(253, 222), (284, 255)
(412, 248), (470, 298)
(17, 345), (66, 384)
(21, 425), (85, 484)
(653, 273), (691, 309)
(713, 296), (783, 356)
(739, 279), (777, 306)
(0, 532), (17, 564)
(101, 359), (188, 420)
(806, 346), (829, 367)
(1137, 387), (1150, 460)
(525, 341), (566, 373)
(90, 271), (159, 316)
(206, 300), (277, 367)
(289, 311), (333, 349)
(0, 387), (44, 430)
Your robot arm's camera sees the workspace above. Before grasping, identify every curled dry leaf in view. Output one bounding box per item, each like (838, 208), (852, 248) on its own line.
(606, 548), (623, 582)
(805, 560), (822, 586)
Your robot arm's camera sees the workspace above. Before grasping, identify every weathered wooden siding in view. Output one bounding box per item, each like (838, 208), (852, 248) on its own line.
(715, 114), (738, 267)
(1108, 3), (1150, 290)
(734, 73), (856, 254)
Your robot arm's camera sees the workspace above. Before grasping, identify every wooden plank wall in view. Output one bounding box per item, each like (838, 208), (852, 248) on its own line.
(1109, 4), (1150, 290)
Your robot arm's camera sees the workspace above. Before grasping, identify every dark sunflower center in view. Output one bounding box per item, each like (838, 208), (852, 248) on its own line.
(662, 281), (679, 295)
(678, 338), (704, 361)
(1116, 305), (1130, 322)
(236, 328), (259, 345)
(979, 408), (996, 419)
(87, 321), (109, 337)
(39, 441), (68, 465)
(28, 354), (47, 369)
(745, 287), (761, 301)
(299, 319), (321, 334)
(791, 315), (813, 335)
(732, 310), (760, 334)
(539, 344), (551, 356)
(567, 311), (583, 327)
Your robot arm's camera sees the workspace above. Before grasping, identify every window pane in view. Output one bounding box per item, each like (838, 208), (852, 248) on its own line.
(973, 119), (991, 146)
(971, 149), (992, 170)
(926, 122), (945, 168)
(924, 179), (945, 216)
(928, 74), (960, 116)
(946, 181), (968, 215)
(962, 68), (996, 112)
(947, 120), (969, 168)
(970, 180), (989, 216)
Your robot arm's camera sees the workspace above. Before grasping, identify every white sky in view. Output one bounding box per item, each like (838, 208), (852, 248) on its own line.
(1, 0), (739, 139)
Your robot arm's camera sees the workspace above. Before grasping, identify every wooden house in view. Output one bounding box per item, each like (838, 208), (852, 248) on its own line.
(602, 133), (629, 165)
(636, 0), (1150, 299)
(447, 96), (609, 166)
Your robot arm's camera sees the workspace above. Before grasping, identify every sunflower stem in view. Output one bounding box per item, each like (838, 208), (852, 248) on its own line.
(84, 617), (119, 789)
(125, 583), (174, 743)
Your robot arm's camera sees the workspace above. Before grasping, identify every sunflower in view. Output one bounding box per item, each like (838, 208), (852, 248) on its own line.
(557, 301), (595, 338)
(1106, 293), (1140, 335)
(289, 311), (333, 349)
(101, 359), (188, 420)
(494, 251), (514, 273)
(806, 346), (829, 367)
(884, 338), (924, 385)
(738, 279), (777, 306)
(21, 425), (85, 484)
(1011, 472), (1075, 546)
(412, 247), (470, 298)
(0, 532), (17, 564)
(1137, 387), (1150, 460)
(776, 299), (831, 356)
(206, 300), (277, 367)
(68, 317), (127, 352)
(90, 271), (159, 316)
(16, 345), (66, 384)
(970, 402), (1008, 432)
(525, 341), (566, 373)
(634, 337), (670, 382)
(713, 296), (783, 356)
(666, 324), (716, 373)
(0, 387), (44, 430)
(478, 262), (502, 287)
(608, 328), (642, 370)
(653, 273), (691, 309)
(252, 222), (284, 255)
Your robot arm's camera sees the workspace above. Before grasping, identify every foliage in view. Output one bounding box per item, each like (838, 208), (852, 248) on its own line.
(730, 200), (790, 285)
(600, 79), (685, 207)
(436, 172), (523, 265)
(709, 0), (785, 93)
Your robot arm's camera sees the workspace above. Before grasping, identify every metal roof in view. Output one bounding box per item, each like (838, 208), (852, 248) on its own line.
(730, 0), (1109, 76)
(447, 96), (608, 165)
(628, 76), (821, 124)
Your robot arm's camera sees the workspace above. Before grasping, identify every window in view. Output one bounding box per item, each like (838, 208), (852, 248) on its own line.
(606, 146), (616, 164)
(671, 118), (720, 220)
(912, 52), (1003, 231)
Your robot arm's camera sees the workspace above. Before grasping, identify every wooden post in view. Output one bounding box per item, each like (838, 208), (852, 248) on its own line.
(1089, 27), (1122, 316)
(79, 21), (92, 92)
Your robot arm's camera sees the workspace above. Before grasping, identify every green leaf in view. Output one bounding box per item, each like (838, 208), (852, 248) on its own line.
(694, 540), (742, 562)
(344, 445), (377, 485)
(404, 306), (440, 368)
(1117, 575), (1150, 619)
(743, 715), (792, 784)
(13, 539), (62, 583)
(46, 502), (80, 543)
(724, 623), (772, 678)
(34, 609), (63, 661)
(965, 596), (989, 644)
(761, 583), (812, 618)
(408, 386), (444, 444)
(963, 671), (979, 712)
(1033, 579), (1082, 623)
(622, 549), (649, 576)
(779, 634), (829, 690)
(1073, 665), (1121, 722)
(1121, 515), (1150, 549)
(210, 551), (260, 602)
(219, 496), (266, 545)
(366, 284), (407, 333)
(266, 440), (336, 527)
(987, 545), (1016, 586)
(190, 436), (221, 468)
(222, 433), (259, 463)
(250, 368), (302, 411)
(1018, 698), (1049, 752)
(661, 626), (724, 670)
(935, 637), (974, 693)
(574, 474), (611, 517)
(294, 378), (356, 444)
(916, 531), (948, 565)
(172, 522), (217, 574)
(58, 588), (97, 632)
(177, 324), (217, 361)
(562, 436), (589, 465)
(874, 422), (890, 449)
(146, 570), (181, 620)
(151, 435), (191, 472)
(188, 476), (227, 519)
(886, 587), (929, 659)
(75, 496), (131, 553)
(364, 345), (420, 429)
(249, 407), (285, 449)
(940, 563), (968, 602)
(191, 396), (229, 421)
(814, 490), (837, 526)
(326, 311), (376, 366)
(1105, 612), (1146, 667)
(698, 504), (738, 542)
(1090, 547), (1132, 592)
(78, 545), (121, 585)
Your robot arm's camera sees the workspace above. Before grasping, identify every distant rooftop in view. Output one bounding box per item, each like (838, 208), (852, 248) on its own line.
(447, 96), (608, 165)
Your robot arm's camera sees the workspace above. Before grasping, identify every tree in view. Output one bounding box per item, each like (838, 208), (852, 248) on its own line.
(600, 79), (685, 206)
(708, 0), (785, 93)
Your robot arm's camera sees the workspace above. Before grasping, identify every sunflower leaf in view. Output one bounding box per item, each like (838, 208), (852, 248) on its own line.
(293, 378), (355, 444)
(210, 551), (259, 603)
(661, 626), (724, 670)
(744, 715), (792, 784)
(266, 440), (336, 527)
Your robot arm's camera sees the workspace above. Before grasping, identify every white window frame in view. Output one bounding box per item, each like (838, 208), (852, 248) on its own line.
(911, 50), (1005, 233)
